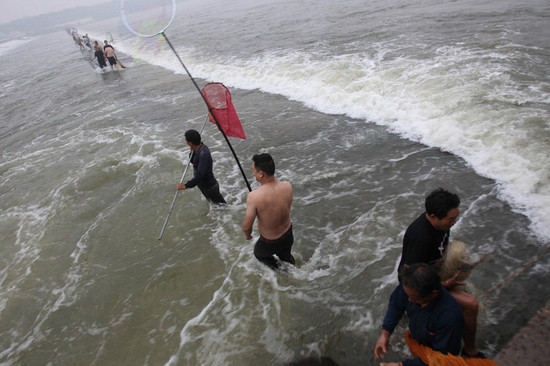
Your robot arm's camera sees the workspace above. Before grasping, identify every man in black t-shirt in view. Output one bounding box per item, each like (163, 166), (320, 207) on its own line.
(91, 45), (107, 69)
(398, 188), (485, 358)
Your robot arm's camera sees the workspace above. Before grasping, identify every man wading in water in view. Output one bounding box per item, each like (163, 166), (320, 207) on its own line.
(103, 40), (119, 71)
(242, 153), (295, 269)
(176, 130), (226, 204)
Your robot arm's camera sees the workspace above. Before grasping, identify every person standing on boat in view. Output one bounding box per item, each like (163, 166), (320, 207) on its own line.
(398, 188), (484, 358)
(176, 130), (226, 204)
(242, 153), (295, 269)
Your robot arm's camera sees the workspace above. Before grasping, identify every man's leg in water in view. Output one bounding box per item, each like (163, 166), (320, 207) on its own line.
(275, 228), (295, 265)
(254, 238), (279, 269)
(199, 183), (226, 204)
(277, 247), (295, 265)
(253, 228), (295, 269)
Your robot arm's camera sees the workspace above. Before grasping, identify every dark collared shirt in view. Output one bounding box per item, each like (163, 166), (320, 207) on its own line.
(185, 144), (218, 190)
(382, 284), (464, 366)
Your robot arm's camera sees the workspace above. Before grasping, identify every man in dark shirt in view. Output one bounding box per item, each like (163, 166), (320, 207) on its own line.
(375, 263), (464, 366)
(91, 45), (107, 69)
(397, 211), (454, 275)
(176, 130), (226, 204)
(398, 188), (483, 358)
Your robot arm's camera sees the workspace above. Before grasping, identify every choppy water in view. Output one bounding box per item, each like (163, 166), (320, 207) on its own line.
(1, 0), (549, 365)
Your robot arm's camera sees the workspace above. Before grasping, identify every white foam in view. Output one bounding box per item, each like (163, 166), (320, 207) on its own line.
(109, 32), (550, 241)
(0, 38), (32, 57)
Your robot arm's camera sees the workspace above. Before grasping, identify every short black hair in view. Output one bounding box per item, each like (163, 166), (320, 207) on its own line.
(400, 263), (442, 298)
(252, 153), (275, 176)
(185, 129), (201, 145)
(425, 188), (460, 219)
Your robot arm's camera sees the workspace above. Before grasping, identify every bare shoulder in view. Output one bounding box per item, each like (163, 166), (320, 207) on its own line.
(279, 180), (293, 194)
(247, 188), (261, 202)
(279, 180), (292, 189)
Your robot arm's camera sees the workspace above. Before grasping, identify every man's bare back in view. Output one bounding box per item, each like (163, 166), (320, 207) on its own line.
(104, 46), (115, 58)
(242, 157), (293, 241)
(242, 153), (295, 268)
(245, 180), (292, 240)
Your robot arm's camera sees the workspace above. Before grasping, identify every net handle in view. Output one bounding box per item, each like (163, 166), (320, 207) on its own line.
(121, 0), (177, 38)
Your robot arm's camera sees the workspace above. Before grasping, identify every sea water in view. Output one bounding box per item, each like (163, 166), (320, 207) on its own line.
(1, 0), (549, 364)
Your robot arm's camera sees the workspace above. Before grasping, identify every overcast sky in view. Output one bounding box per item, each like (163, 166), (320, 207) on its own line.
(0, 0), (113, 24)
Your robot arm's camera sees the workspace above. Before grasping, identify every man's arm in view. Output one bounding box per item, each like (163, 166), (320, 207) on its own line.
(375, 285), (408, 361)
(242, 192), (257, 240)
(441, 272), (466, 289)
(382, 284), (408, 333)
(176, 149), (196, 190)
(374, 329), (392, 360)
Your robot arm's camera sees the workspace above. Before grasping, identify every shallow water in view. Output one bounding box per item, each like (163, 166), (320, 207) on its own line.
(1, 0), (549, 365)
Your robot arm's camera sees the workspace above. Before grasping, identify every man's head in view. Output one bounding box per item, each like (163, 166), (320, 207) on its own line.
(185, 129), (201, 146)
(400, 263), (442, 306)
(104, 40), (108, 44)
(252, 153), (275, 181)
(425, 188), (460, 231)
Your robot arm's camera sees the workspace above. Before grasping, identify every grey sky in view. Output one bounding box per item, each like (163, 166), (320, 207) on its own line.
(0, 0), (112, 24)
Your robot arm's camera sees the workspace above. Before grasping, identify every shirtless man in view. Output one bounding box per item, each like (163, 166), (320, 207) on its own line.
(103, 40), (119, 70)
(242, 153), (295, 269)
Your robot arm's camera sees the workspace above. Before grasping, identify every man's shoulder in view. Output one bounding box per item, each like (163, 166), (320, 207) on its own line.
(196, 144), (212, 157)
(410, 212), (427, 226)
(278, 180), (292, 188)
(273, 180), (293, 196)
(405, 213), (428, 236)
(247, 187), (264, 205)
(250, 181), (283, 198)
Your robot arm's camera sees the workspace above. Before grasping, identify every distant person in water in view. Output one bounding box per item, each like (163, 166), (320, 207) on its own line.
(176, 130), (226, 204)
(242, 153), (295, 269)
(91, 44), (107, 69)
(76, 36), (85, 51)
(83, 34), (92, 49)
(103, 40), (119, 70)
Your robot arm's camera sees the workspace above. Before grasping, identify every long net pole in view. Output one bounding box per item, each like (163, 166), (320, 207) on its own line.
(161, 32), (252, 193)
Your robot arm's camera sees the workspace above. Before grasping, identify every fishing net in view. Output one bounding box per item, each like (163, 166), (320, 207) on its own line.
(105, 32), (114, 43)
(202, 83), (246, 140)
(121, 0), (176, 37)
(441, 240), (476, 282)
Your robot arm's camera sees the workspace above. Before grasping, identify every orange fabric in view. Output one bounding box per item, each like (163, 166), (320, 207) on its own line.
(404, 331), (499, 366)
